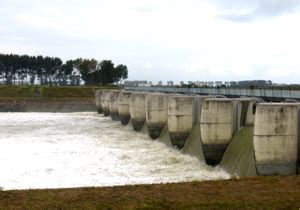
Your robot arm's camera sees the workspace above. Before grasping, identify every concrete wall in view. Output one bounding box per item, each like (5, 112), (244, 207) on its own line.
(95, 90), (103, 113)
(246, 101), (255, 126)
(254, 103), (298, 175)
(234, 98), (253, 130)
(146, 93), (168, 139)
(101, 90), (111, 116)
(236, 98), (258, 127)
(168, 95), (195, 149)
(109, 90), (120, 121)
(130, 92), (148, 131)
(200, 98), (234, 165)
(194, 96), (214, 125)
(118, 91), (132, 125)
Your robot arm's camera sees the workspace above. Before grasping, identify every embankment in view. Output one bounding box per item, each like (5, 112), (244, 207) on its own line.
(0, 176), (299, 209)
(0, 86), (118, 112)
(0, 98), (96, 112)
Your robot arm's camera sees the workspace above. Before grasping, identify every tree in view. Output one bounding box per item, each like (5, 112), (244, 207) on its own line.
(0, 53), (129, 86)
(114, 64), (128, 83)
(75, 58), (98, 86)
(98, 60), (114, 85)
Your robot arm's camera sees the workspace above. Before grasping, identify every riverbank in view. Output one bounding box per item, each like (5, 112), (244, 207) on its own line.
(0, 86), (118, 112)
(0, 97), (96, 112)
(0, 85), (119, 98)
(0, 176), (299, 209)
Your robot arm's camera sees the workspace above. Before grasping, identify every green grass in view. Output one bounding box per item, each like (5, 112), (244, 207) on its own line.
(0, 85), (119, 98)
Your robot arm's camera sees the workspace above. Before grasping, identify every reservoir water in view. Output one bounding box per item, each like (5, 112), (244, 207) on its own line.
(0, 112), (229, 190)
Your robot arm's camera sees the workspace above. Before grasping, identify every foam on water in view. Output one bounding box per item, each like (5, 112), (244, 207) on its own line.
(0, 112), (230, 190)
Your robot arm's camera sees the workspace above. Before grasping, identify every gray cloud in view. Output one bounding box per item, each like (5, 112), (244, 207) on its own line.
(1, 0), (300, 84)
(215, 0), (300, 22)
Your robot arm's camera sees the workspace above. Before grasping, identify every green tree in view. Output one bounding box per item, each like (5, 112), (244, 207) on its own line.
(75, 58), (98, 86)
(0, 53), (129, 86)
(98, 60), (115, 85)
(114, 64), (128, 83)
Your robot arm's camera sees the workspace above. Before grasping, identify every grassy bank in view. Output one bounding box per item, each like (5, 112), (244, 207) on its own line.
(0, 176), (299, 209)
(0, 85), (119, 98)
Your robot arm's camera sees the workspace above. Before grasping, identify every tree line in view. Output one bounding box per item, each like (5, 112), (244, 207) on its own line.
(0, 54), (128, 86)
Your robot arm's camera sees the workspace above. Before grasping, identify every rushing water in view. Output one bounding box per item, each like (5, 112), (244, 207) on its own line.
(0, 112), (230, 190)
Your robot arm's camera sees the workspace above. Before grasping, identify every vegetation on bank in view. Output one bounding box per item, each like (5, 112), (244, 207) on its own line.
(0, 85), (119, 98)
(0, 53), (128, 86)
(0, 176), (299, 209)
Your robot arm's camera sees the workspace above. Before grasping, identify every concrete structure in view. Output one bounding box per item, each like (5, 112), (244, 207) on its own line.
(220, 127), (257, 177)
(254, 103), (299, 175)
(168, 95), (196, 149)
(95, 90), (103, 113)
(215, 81), (223, 86)
(194, 95), (214, 124)
(245, 100), (255, 126)
(109, 90), (120, 121)
(167, 81), (174, 86)
(118, 91), (132, 125)
(200, 98), (236, 165)
(146, 93), (168, 139)
(124, 80), (148, 87)
(125, 86), (300, 101)
(129, 92), (148, 131)
(235, 98), (255, 128)
(101, 90), (111, 116)
(95, 89), (300, 176)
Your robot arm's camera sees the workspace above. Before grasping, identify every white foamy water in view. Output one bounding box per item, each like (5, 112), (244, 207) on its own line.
(0, 112), (230, 190)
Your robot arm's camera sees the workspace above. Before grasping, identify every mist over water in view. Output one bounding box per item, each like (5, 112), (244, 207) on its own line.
(0, 112), (230, 190)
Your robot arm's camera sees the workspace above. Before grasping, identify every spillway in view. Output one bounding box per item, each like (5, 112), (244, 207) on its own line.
(0, 112), (230, 190)
(96, 91), (300, 177)
(220, 126), (257, 177)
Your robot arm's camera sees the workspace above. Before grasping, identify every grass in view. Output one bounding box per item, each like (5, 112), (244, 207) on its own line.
(0, 176), (299, 209)
(0, 85), (119, 98)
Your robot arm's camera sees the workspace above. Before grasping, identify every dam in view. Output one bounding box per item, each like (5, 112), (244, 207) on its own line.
(96, 89), (300, 177)
(0, 87), (299, 190)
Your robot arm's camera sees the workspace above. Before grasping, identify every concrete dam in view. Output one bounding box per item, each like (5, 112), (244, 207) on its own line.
(95, 89), (300, 177)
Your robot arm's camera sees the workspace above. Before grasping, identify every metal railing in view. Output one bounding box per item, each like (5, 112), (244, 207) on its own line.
(124, 86), (300, 100)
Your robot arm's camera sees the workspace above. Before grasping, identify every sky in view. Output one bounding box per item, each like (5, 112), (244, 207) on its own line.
(1, 0), (300, 84)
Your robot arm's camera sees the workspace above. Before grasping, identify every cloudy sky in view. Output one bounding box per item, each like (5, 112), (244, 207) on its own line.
(1, 0), (300, 84)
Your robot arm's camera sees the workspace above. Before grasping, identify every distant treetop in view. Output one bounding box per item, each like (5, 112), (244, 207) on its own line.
(0, 53), (128, 86)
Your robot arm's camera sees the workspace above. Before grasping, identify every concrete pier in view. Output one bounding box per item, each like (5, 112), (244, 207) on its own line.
(146, 93), (168, 139)
(95, 90), (103, 113)
(194, 95), (214, 124)
(130, 92), (148, 131)
(93, 88), (300, 177)
(200, 98), (235, 165)
(168, 95), (195, 149)
(101, 90), (111, 116)
(109, 90), (120, 121)
(254, 103), (298, 175)
(234, 98), (256, 130)
(246, 100), (256, 126)
(236, 98), (258, 127)
(118, 91), (132, 125)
